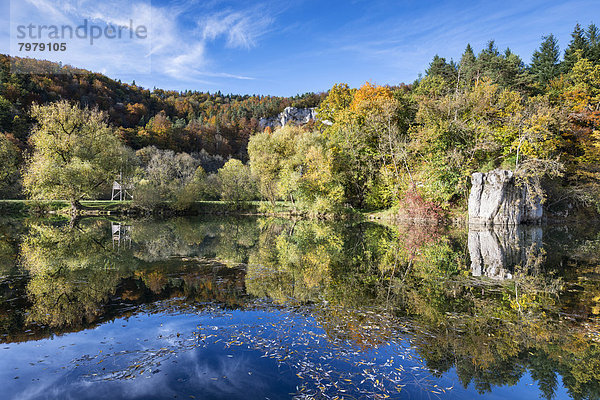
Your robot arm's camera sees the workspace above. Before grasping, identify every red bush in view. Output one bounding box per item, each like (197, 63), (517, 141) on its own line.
(397, 187), (444, 223)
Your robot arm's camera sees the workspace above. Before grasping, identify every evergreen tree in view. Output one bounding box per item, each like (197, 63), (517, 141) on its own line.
(530, 34), (561, 85)
(586, 23), (600, 63)
(499, 48), (532, 91)
(459, 44), (478, 87)
(477, 41), (502, 81)
(563, 23), (589, 72)
(476, 41), (532, 91)
(426, 55), (458, 83)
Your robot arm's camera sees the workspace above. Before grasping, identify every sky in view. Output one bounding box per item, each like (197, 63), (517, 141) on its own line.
(1, 0), (600, 96)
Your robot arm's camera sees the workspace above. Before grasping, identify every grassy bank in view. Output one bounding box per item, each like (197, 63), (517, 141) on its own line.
(0, 199), (297, 217)
(0, 200), (138, 217)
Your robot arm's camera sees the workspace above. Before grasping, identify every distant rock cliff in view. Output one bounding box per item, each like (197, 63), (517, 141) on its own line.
(259, 107), (317, 129)
(468, 169), (542, 225)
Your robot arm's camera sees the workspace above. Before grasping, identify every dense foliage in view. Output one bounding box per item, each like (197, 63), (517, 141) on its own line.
(248, 24), (600, 215)
(2, 23), (600, 216)
(23, 101), (132, 210)
(0, 53), (323, 177)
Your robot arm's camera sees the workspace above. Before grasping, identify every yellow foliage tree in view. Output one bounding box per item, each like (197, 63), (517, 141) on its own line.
(350, 81), (394, 112)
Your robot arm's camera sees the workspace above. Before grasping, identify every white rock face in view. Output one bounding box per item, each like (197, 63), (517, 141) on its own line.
(468, 169), (542, 225)
(468, 225), (543, 280)
(259, 107), (317, 129)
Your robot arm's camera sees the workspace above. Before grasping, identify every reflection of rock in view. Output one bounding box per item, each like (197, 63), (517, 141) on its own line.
(468, 225), (543, 280)
(468, 169), (542, 225)
(259, 107), (317, 129)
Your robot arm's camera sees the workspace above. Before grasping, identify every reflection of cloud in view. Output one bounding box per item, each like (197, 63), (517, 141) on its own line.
(100, 350), (280, 400)
(3, 317), (288, 400)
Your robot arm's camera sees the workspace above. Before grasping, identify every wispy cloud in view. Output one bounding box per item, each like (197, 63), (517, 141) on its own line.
(305, 0), (600, 84)
(200, 9), (273, 49)
(6, 0), (600, 95)
(200, 71), (255, 80)
(8, 0), (274, 84)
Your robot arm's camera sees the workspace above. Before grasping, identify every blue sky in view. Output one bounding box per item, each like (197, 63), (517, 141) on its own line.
(1, 0), (600, 95)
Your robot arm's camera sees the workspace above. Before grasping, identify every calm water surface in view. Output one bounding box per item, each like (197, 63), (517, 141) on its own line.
(0, 216), (598, 399)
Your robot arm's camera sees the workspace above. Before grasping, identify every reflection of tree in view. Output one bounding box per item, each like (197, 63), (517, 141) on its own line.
(246, 219), (346, 303)
(0, 218), (24, 275)
(21, 220), (130, 327)
(131, 218), (196, 261)
(391, 226), (599, 400)
(16, 218), (250, 334)
(243, 218), (600, 399)
(26, 267), (122, 327)
(131, 216), (260, 263)
(2, 216), (600, 398)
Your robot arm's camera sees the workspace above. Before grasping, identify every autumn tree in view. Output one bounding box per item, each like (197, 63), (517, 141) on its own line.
(315, 83), (355, 125)
(248, 125), (345, 212)
(216, 159), (257, 205)
(0, 95), (14, 132)
(23, 101), (131, 212)
(133, 146), (203, 210)
(558, 55), (600, 210)
(247, 126), (301, 205)
(294, 131), (345, 213)
(316, 82), (411, 209)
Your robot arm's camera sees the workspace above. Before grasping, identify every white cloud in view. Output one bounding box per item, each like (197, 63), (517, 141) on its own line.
(8, 0), (275, 84)
(200, 10), (273, 49)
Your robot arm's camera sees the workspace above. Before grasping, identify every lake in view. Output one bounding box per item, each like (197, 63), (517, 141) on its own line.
(0, 215), (598, 399)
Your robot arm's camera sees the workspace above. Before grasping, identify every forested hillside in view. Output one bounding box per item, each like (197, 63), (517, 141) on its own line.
(0, 54), (323, 157)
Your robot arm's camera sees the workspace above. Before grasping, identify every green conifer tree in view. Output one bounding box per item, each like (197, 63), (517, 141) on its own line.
(563, 23), (589, 72)
(458, 44), (477, 88)
(586, 23), (600, 64)
(426, 55), (458, 84)
(530, 34), (561, 85)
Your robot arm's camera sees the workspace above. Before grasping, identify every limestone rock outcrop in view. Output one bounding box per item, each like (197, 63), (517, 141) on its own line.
(468, 169), (542, 225)
(259, 107), (317, 129)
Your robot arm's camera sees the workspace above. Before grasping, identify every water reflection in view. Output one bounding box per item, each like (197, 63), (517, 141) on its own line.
(0, 216), (598, 399)
(468, 225), (544, 280)
(111, 223), (132, 249)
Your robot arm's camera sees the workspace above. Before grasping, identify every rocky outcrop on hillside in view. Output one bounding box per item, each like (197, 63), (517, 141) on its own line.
(259, 107), (317, 129)
(468, 169), (542, 225)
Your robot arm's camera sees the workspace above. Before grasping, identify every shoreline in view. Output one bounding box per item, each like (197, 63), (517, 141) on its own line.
(1, 200), (597, 226)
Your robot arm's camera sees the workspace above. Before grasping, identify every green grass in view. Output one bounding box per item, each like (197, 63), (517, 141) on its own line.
(0, 199), (67, 216)
(0, 199), (296, 216)
(0, 199), (134, 216)
(362, 206), (401, 220)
